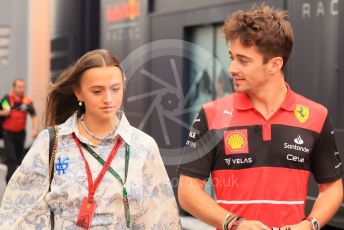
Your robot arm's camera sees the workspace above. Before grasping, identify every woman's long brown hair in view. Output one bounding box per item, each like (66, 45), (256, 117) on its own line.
(45, 49), (123, 127)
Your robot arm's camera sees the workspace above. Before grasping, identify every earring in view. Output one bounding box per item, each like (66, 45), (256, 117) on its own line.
(78, 101), (83, 107)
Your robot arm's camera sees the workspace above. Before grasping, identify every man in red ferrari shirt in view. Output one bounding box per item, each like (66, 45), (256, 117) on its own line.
(0, 79), (38, 183)
(178, 5), (343, 230)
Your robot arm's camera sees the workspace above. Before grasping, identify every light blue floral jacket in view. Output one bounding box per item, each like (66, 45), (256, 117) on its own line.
(0, 112), (182, 229)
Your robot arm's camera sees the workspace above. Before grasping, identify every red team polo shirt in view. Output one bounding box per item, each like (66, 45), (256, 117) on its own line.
(178, 84), (343, 227)
(1, 92), (36, 132)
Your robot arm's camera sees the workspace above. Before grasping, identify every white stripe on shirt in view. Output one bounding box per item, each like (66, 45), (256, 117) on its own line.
(217, 199), (304, 205)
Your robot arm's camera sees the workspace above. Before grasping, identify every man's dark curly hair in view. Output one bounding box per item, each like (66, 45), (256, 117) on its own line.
(223, 5), (293, 69)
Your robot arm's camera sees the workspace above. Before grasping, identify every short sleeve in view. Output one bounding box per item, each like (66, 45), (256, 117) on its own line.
(177, 107), (218, 180)
(311, 115), (343, 183)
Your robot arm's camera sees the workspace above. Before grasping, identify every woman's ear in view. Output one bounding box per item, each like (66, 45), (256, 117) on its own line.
(73, 86), (82, 101)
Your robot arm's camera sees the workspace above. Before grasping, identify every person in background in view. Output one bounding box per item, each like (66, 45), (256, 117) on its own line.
(0, 78), (37, 183)
(178, 5), (343, 230)
(0, 49), (181, 229)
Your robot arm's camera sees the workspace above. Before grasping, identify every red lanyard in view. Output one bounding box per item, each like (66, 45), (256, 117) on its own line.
(73, 133), (122, 199)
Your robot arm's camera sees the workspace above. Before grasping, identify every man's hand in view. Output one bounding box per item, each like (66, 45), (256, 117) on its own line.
(237, 219), (269, 230)
(280, 220), (312, 230)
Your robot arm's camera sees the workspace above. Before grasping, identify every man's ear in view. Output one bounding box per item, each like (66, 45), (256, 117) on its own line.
(269, 57), (283, 74)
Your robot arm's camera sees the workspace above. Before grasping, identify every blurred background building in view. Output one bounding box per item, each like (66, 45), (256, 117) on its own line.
(0, 0), (343, 228)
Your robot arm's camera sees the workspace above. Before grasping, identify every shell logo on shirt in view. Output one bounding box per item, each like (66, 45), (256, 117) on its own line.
(294, 104), (309, 123)
(224, 129), (249, 155)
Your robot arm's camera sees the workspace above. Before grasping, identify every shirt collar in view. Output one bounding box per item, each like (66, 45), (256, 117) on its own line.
(58, 111), (132, 145)
(234, 83), (296, 112)
(234, 92), (254, 110)
(279, 83), (296, 111)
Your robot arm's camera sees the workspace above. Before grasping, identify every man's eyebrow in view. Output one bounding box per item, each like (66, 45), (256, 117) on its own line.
(237, 54), (252, 60)
(229, 52), (252, 61)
